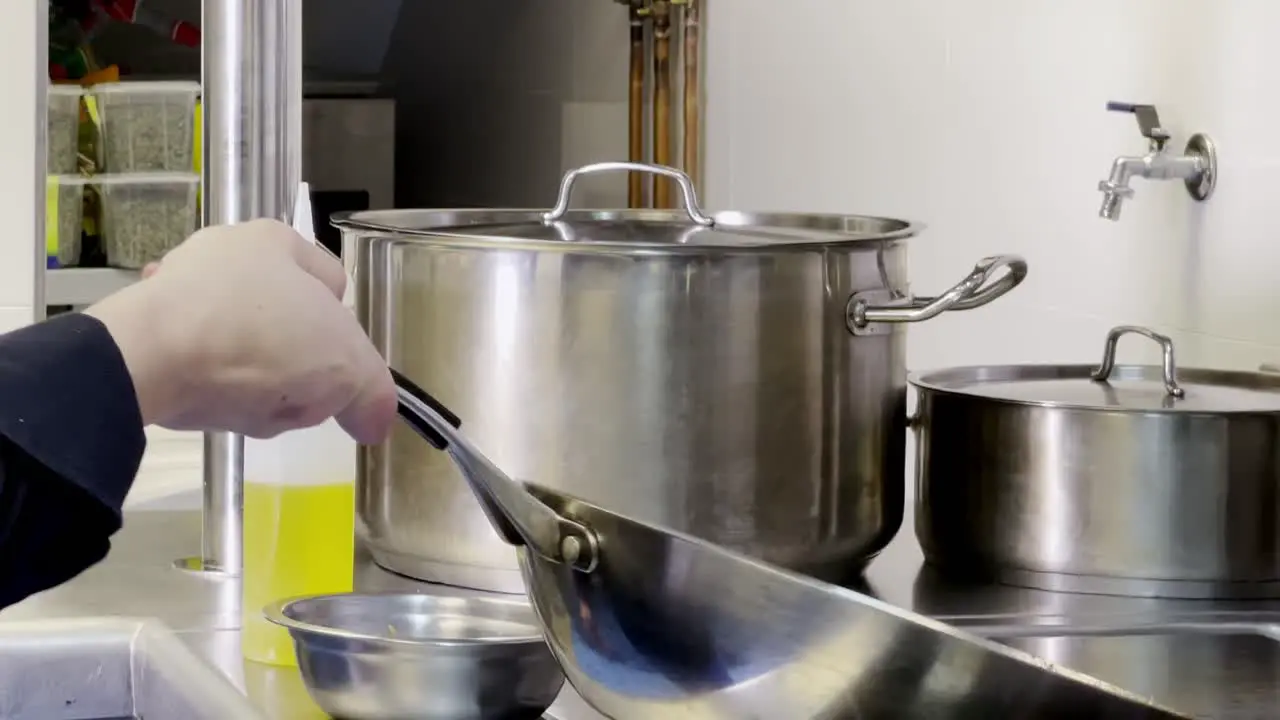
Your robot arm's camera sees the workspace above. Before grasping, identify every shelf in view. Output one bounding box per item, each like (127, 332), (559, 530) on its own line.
(45, 267), (140, 306)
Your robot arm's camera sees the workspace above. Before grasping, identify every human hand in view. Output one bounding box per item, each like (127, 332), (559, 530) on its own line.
(85, 219), (397, 443)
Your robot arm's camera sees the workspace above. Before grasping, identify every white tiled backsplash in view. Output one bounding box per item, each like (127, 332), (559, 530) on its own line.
(704, 0), (1280, 374)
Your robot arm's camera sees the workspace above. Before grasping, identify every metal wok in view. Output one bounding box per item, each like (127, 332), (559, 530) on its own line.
(390, 368), (1187, 719)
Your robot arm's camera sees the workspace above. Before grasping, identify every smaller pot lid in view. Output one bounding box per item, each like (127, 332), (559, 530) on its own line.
(911, 326), (1280, 414)
(336, 161), (919, 250)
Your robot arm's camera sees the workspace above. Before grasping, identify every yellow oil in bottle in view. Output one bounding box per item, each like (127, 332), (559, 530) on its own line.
(241, 419), (357, 667)
(242, 479), (355, 666)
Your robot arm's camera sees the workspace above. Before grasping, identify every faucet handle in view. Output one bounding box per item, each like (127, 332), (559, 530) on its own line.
(1106, 102), (1171, 149)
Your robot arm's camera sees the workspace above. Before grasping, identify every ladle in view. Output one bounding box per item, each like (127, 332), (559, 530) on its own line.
(391, 369), (1188, 719)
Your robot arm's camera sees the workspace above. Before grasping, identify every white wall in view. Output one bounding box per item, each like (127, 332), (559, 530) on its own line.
(705, 0), (1280, 375)
(0, 0), (41, 332)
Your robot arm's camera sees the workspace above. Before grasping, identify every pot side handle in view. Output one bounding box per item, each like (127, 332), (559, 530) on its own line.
(846, 255), (1028, 335)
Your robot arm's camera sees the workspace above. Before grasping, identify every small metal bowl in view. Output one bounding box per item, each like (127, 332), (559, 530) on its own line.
(265, 592), (564, 719)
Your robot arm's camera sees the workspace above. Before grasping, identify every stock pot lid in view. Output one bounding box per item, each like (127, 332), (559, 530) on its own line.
(912, 366), (1280, 413)
(334, 161), (918, 250)
(337, 208), (917, 249)
(911, 326), (1280, 414)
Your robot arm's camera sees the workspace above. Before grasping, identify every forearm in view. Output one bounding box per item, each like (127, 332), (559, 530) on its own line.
(0, 438), (117, 609)
(0, 312), (147, 610)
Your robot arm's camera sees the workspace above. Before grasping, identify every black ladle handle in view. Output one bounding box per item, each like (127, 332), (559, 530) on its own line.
(387, 367), (600, 573)
(389, 367), (461, 449)
(389, 367), (523, 546)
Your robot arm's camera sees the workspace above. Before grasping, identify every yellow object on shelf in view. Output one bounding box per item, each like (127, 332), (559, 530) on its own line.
(79, 65), (116, 129)
(82, 94), (101, 129)
(241, 419), (356, 667)
(46, 175), (87, 268)
(45, 178), (59, 259)
(194, 98), (202, 211)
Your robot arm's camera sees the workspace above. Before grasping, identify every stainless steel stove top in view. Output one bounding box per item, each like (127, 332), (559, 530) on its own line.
(5, 499), (1276, 719)
(861, 504), (1280, 719)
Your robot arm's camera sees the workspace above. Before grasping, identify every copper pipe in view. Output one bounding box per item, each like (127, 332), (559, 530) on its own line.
(627, 2), (647, 208)
(682, 0), (701, 194)
(652, 1), (673, 208)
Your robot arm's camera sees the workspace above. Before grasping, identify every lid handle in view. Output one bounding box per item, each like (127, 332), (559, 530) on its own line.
(541, 161), (715, 227)
(1090, 325), (1185, 398)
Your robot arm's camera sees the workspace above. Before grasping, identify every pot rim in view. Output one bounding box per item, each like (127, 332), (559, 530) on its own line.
(264, 591), (545, 649)
(909, 363), (1280, 416)
(331, 207), (923, 254)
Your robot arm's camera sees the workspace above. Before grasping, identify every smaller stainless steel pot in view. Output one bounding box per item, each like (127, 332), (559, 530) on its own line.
(912, 325), (1280, 599)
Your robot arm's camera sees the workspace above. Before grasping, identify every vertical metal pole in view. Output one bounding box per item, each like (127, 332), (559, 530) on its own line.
(184, 0), (303, 578)
(281, 0), (304, 199)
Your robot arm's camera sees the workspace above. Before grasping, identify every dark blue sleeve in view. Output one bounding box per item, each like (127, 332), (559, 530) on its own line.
(0, 313), (147, 609)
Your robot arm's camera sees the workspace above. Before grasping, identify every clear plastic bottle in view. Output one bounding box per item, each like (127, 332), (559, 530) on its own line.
(241, 418), (356, 666)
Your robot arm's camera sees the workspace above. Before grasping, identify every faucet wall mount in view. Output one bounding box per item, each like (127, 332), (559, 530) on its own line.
(1097, 102), (1217, 221)
(1182, 133), (1218, 201)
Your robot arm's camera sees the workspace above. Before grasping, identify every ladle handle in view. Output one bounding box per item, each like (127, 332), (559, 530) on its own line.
(389, 369), (599, 573)
(389, 367), (461, 449)
(389, 373), (519, 546)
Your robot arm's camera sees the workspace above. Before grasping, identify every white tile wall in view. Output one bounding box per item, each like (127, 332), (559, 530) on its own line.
(704, 0), (1280, 374)
(1, 2), (40, 312)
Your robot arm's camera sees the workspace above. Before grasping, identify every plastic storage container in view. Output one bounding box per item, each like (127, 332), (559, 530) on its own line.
(242, 419), (357, 666)
(46, 175), (86, 268)
(94, 173), (200, 269)
(47, 85), (82, 174)
(89, 81), (200, 172)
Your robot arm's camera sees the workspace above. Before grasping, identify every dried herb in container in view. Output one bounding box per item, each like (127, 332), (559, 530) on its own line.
(47, 85), (82, 174)
(94, 173), (200, 269)
(89, 81), (201, 173)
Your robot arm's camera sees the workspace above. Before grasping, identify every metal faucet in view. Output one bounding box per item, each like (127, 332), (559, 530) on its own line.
(1097, 102), (1217, 221)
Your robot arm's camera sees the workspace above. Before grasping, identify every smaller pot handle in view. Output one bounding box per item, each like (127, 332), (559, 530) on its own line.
(848, 254), (1028, 332)
(1089, 325), (1185, 398)
(541, 161), (716, 227)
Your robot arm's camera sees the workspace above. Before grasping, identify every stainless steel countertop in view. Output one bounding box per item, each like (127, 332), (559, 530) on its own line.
(4, 499), (1280, 718)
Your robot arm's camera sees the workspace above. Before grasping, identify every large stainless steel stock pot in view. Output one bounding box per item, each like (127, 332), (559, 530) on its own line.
(913, 325), (1280, 599)
(337, 161), (1028, 592)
